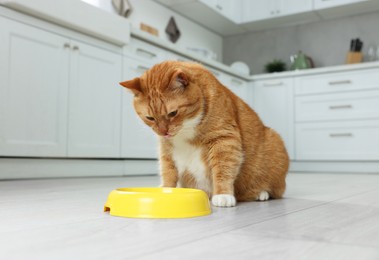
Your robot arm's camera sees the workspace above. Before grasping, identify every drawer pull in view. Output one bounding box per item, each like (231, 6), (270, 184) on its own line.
(136, 65), (150, 72)
(329, 104), (353, 110)
(263, 81), (283, 87)
(329, 133), (353, 138)
(136, 48), (157, 59)
(328, 80), (352, 85)
(231, 78), (243, 86)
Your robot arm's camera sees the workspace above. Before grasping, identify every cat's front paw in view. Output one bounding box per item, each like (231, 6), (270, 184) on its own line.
(256, 191), (270, 201)
(211, 194), (236, 207)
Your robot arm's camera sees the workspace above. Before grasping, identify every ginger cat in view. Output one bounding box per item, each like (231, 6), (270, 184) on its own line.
(120, 61), (289, 207)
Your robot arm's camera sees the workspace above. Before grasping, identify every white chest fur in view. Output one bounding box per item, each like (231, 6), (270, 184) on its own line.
(171, 115), (211, 194)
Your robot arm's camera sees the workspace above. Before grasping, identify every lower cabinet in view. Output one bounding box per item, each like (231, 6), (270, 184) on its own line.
(219, 73), (253, 108)
(67, 40), (122, 158)
(252, 77), (295, 159)
(121, 56), (158, 159)
(0, 16), (69, 157)
(294, 69), (379, 161)
(296, 120), (379, 160)
(0, 15), (123, 158)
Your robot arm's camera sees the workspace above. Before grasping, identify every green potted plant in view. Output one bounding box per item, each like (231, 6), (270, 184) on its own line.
(264, 59), (287, 73)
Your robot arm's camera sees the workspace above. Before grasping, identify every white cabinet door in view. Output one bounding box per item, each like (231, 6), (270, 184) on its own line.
(278, 0), (313, 16)
(252, 78), (294, 159)
(121, 57), (158, 159)
(219, 74), (253, 108)
(210, 0), (243, 22)
(242, 0), (274, 22)
(314, 0), (367, 10)
(0, 17), (69, 157)
(68, 40), (122, 157)
(243, 0), (312, 22)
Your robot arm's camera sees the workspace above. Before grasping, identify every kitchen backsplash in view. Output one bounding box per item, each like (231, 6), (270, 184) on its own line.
(223, 11), (379, 75)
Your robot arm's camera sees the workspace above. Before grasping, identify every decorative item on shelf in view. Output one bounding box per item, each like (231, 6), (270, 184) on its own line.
(140, 23), (159, 37)
(112, 0), (132, 17)
(346, 38), (363, 64)
(290, 51), (314, 70)
(165, 17), (181, 43)
(264, 59), (287, 73)
(231, 61), (250, 75)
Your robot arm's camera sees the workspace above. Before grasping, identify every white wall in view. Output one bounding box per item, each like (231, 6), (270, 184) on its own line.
(82, 0), (223, 61)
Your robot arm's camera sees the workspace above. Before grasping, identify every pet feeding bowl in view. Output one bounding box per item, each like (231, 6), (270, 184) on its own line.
(104, 187), (211, 218)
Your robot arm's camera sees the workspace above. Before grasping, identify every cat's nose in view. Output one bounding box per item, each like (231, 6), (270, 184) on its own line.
(158, 127), (168, 136)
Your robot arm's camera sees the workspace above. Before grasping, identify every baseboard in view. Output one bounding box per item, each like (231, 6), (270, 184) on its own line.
(0, 158), (159, 179)
(290, 160), (379, 173)
(2, 158), (378, 180)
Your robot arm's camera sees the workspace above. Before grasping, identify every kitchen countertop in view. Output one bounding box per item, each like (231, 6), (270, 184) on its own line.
(251, 61), (379, 80)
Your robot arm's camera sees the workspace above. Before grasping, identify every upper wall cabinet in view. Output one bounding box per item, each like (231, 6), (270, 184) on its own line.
(314, 0), (379, 19)
(199, 0), (242, 23)
(314, 0), (368, 9)
(240, 0), (319, 32)
(156, 0), (379, 35)
(242, 0), (313, 23)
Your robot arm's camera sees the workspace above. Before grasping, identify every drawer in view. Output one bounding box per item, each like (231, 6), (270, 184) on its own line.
(295, 120), (379, 161)
(296, 90), (379, 122)
(124, 38), (167, 63)
(295, 69), (379, 95)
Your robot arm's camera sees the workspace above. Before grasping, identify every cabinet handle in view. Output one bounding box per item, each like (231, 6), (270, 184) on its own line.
(63, 43), (70, 48)
(329, 104), (353, 110)
(263, 81), (283, 87)
(231, 78), (243, 86)
(216, 4), (223, 10)
(73, 46), (79, 51)
(136, 65), (150, 72)
(328, 80), (352, 85)
(136, 48), (157, 59)
(329, 133), (353, 138)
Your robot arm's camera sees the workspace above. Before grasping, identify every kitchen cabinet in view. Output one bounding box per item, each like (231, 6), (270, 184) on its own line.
(294, 68), (379, 160)
(252, 78), (295, 159)
(314, 0), (368, 10)
(0, 16), (69, 157)
(313, 0), (379, 19)
(67, 40), (122, 158)
(242, 0), (313, 23)
(121, 56), (158, 159)
(219, 73), (253, 108)
(199, 0), (242, 23)
(0, 15), (123, 158)
(207, 67), (252, 107)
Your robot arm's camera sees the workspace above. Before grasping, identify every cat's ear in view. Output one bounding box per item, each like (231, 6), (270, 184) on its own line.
(119, 77), (142, 96)
(171, 70), (189, 89)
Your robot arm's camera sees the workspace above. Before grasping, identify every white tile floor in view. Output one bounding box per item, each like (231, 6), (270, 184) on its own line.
(1, 172), (379, 259)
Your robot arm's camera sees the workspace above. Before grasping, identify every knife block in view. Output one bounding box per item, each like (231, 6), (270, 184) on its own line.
(346, 51), (363, 64)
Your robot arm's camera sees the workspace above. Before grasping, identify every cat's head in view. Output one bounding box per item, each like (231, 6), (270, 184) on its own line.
(120, 61), (203, 138)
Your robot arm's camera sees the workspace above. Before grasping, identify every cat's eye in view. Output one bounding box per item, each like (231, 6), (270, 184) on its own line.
(168, 110), (178, 118)
(145, 116), (155, 121)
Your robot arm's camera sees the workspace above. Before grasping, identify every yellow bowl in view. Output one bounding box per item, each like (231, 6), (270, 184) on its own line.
(104, 187), (211, 219)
